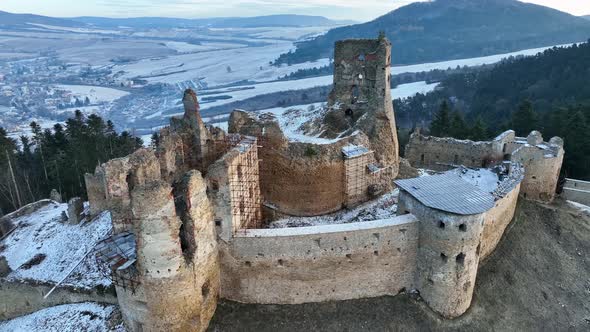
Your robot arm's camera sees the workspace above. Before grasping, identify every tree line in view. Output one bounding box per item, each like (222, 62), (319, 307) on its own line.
(0, 110), (142, 215)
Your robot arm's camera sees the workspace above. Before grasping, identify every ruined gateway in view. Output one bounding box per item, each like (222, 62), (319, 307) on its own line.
(77, 37), (563, 331)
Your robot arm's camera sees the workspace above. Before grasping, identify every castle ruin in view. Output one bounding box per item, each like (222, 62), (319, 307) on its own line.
(78, 37), (565, 331)
(405, 129), (564, 202)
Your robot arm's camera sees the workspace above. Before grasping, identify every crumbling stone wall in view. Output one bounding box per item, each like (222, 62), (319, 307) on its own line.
(84, 170), (107, 218)
(258, 142), (347, 216)
(219, 215), (418, 304)
(164, 89), (228, 175)
(86, 149), (161, 233)
(67, 197), (84, 224)
(229, 110), (360, 217)
(405, 133), (505, 171)
(117, 172), (219, 332)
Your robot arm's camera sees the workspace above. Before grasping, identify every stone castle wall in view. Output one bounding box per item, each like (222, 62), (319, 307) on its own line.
(219, 215), (418, 304)
(257, 142), (348, 217)
(511, 143), (564, 202)
(228, 110), (363, 217)
(405, 130), (563, 202)
(74, 34), (537, 327)
(479, 183), (521, 260)
(84, 148), (161, 232)
(405, 134), (505, 171)
(398, 191), (484, 318)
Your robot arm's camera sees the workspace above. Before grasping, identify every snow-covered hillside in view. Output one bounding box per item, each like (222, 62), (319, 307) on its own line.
(0, 302), (123, 332)
(1, 202), (112, 289)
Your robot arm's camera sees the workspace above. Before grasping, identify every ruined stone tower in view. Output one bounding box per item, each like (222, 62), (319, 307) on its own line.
(168, 89), (226, 174)
(110, 171), (219, 332)
(324, 35), (400, 176)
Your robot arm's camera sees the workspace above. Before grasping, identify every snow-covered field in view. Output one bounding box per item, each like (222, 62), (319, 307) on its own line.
(392, 81), (439, 99)
(7, 117), (65, 141)
(54, 85), (130, 103)
(204, 80), (438, 135)
(0, 18), (577, 140)
(197, 79), (437, 114)
(27, 23), (122, 35)
(115, 41), (331, 87)
(0, 302), (123, 332)
(1, 202), (112, 289)
(389, 43), (575, 75)
(164, 41), (245, 53)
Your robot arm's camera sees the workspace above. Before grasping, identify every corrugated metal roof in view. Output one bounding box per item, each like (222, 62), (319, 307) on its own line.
(342, 144), (370, 159)
(395, 173), (495, 215)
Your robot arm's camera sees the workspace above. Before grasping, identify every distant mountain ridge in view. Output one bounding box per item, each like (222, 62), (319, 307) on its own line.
(0, 11), (353, 30)
(275, 0), (590, 65)
(71, 15), (355, 28)
(0, 10), (85, 29)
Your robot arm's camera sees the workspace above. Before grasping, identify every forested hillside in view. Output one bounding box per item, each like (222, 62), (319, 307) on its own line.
(0, 111), (142, 215)
(395, 42), (590, 180)
(275, 0), (590, 65)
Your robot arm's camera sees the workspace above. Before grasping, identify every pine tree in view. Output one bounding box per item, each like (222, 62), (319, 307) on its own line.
(430, 101), (451, 137)
(561, 109), (590, 178)
(470, 117), (488, 141)
(449, 111), (469, 139)
(511, 100), (538, 136)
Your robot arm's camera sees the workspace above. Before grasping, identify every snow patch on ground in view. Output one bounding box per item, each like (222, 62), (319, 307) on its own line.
(567, 201), (590, 215)
(0, 302), (123, 332)
(453, 167), (500, 193)
(250, 102), (348, 144)
(268, 189), (399, 228)
(417, 169), (435, 177)
(1, 202), (112, 289)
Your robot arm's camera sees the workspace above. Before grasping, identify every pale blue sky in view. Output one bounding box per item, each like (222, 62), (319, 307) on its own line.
(1, 0), (588, 21)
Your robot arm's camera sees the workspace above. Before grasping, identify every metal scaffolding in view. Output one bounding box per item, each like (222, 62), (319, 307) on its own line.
(228, 136), (263, 230)
(95, 231), (140, 292)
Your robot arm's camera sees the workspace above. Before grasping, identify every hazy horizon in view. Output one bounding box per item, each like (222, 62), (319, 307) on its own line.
(1, 0), (589, 22)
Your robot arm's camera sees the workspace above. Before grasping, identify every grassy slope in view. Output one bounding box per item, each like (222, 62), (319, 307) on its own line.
(208, 199), (590, 331)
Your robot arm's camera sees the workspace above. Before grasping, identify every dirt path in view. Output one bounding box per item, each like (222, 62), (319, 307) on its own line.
(208, 199), (590, 331)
